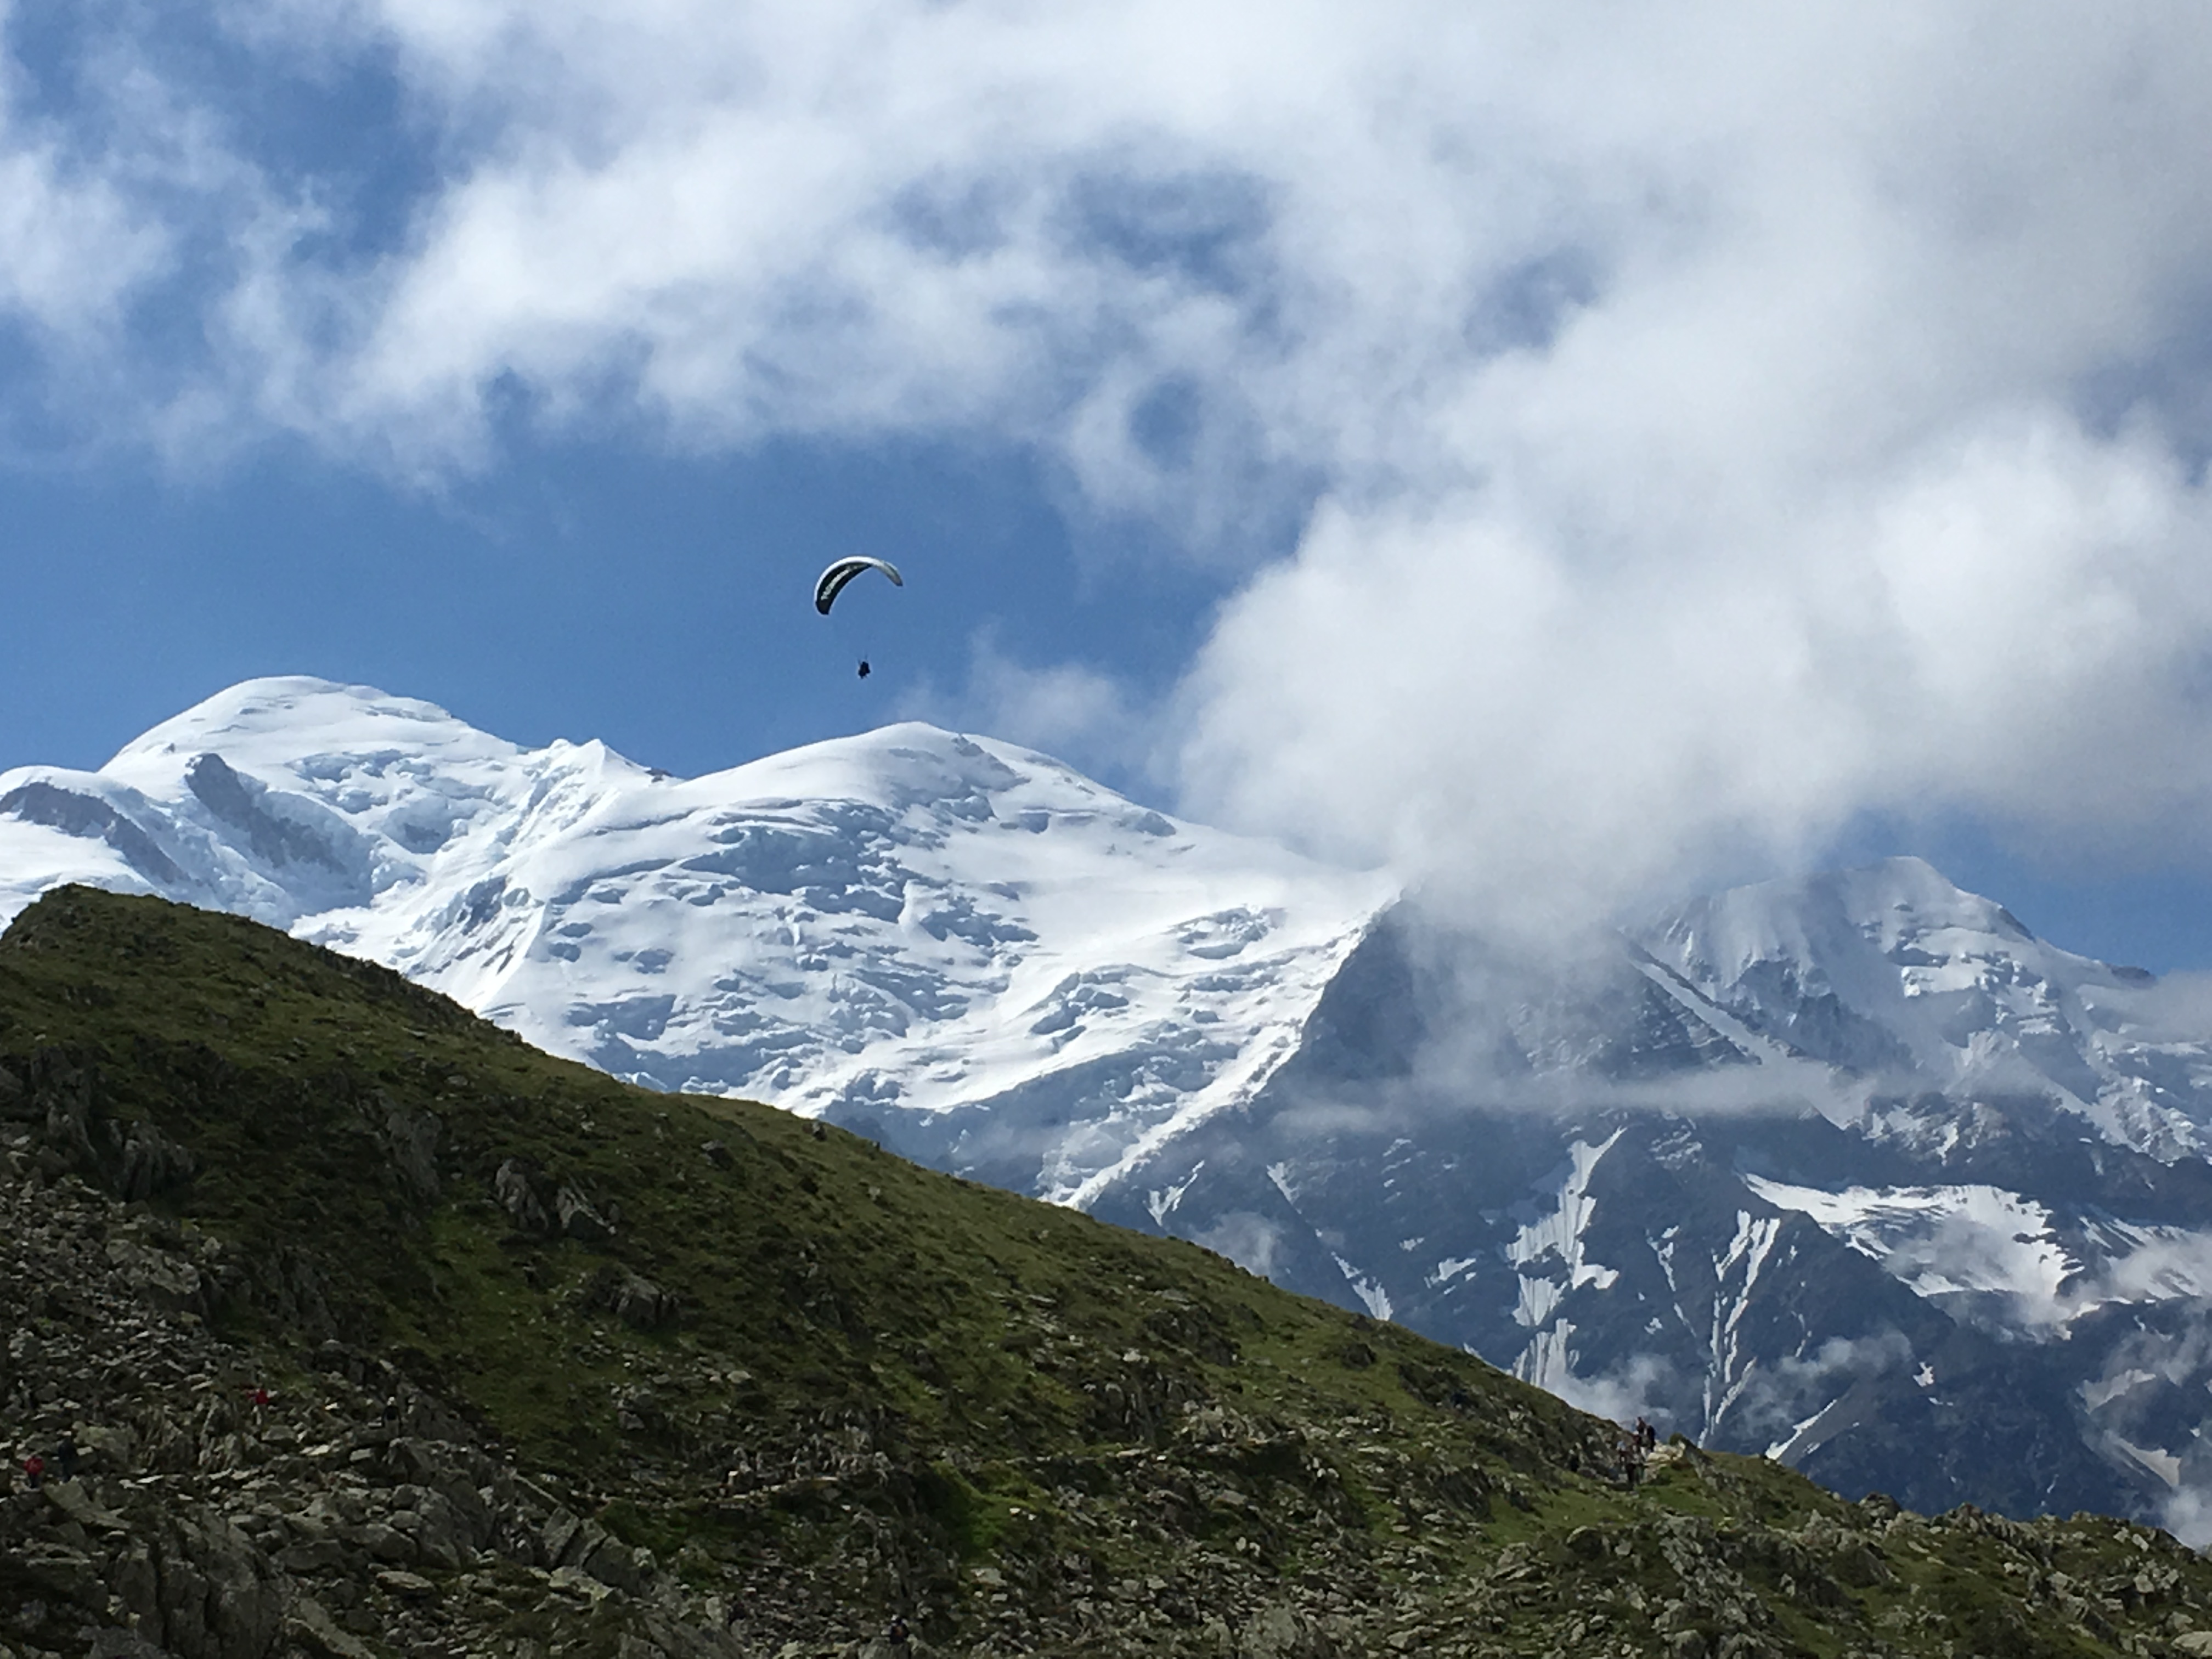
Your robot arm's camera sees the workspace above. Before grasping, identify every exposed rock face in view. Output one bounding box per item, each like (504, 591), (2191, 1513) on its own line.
(115, 1123), (195, 1205)
(494, 1156), (555, 1234)
(554, 1183), (614, 1243)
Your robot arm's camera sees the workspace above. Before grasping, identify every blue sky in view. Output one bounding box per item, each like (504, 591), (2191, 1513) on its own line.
(4, 426), (1231, 782)
(9, 4), (2212, 968)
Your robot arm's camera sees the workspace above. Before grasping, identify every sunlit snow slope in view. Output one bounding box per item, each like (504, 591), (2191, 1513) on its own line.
(0, 678), (1393, 1201)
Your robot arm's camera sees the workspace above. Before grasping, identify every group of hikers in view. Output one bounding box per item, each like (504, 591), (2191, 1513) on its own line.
(1617, 1414), (1660, 1487)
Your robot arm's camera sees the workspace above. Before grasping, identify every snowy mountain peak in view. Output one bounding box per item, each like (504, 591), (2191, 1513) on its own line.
(685, 721), (1182, 847)
(105, 676), (506, 773)
(1644, 855), (2033, 989)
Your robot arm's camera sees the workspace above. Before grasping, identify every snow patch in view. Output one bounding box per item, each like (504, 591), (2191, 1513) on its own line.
(1333, 1256), (1393, 1322)
(1506, 1131), (1623, 1292)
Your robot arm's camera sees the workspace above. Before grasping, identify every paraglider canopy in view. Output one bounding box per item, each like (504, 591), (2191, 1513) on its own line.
(814, 556), (904, 616)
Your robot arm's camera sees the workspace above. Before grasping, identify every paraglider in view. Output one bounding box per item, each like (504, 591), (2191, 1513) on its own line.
(813, 556), (903, 616)
(816, 557), (903, 682)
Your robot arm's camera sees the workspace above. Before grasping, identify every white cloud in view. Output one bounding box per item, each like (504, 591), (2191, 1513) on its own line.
(0, 4), (175, 347)
(11, 3), (2212, 912)
(0, 145), (165, 334)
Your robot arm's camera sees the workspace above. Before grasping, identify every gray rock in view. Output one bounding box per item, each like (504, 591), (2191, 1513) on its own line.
(116, 1121), (195, 1201)
(105, 1235), (206, 1316)
(88, 1629), (171, 1658)
(275, 1539), (349, 1575)
(615, 1273), (676, 1330)
(353, 1521), (416, 1563)
(380, 1102), (441, 1201)
(43, 1477), (128, 1532)
(1239, 1603), (1329, 1658)
(16, 1543), (104, 1609)
(576, 1531), (655, 1596)
(556, 1184), (613, 1243)
(495, 1156), (555, 1233)
(143, 1510), (284, 1659)
(541, 1506), (585, 1566)
(284, 1596), (379, 1659)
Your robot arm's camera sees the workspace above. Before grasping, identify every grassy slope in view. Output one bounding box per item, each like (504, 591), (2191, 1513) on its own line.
(3, 884), (2208, 1657)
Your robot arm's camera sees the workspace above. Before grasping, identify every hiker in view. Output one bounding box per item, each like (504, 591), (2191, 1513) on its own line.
(887, 1613), (911, 1647)
(53, 1435), (78, 1482)
(22, 1452), (44, 1491)
(1637, 1415), (1656, 1453)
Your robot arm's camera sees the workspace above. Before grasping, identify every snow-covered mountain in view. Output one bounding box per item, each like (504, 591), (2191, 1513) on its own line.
(0, 678), (1392, 1203)
(9, 678), (2212, 1534)
(1643, 858), (2212, 1162)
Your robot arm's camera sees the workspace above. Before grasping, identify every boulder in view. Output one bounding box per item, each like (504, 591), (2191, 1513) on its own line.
(583, 1265), (677, 1330)
(106, 1235), (207, 1316)
(144, 1509), (285, 1659)
(495, 1157), (555, 1233)
(116, 1120), (195, 1201)
(380, 1103), (441, 1201)
(556, 1184), (613, 1243)
(284, 1596), (379, 1659)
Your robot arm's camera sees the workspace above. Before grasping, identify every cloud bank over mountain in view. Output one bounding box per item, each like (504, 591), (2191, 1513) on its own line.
(11, 3), (2212, 924)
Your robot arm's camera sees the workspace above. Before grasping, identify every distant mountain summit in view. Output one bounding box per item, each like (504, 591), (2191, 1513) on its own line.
(8, 679), (2212, 1532)
(1643, 856), (2210, 1160)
